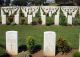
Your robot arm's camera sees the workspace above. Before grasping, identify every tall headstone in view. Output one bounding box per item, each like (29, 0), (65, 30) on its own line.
(67, 15), (72, 25)
(32, 12), (36, 17)
(6, 31), (18, 55)
(14, 14), (19, 24)
(49, 11), (52, 17)
(24, 12), (27, 17)
(41, 15), (46, 25)
(54, 15), (59, 25)
(28, 15), (32, 24)
(2, 15), (6, 24)
(9, 11), (11, 16)
(44, 31), (56, 56)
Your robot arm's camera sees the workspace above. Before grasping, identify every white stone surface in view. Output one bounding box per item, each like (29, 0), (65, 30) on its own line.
(9, 11), (11, 16)
(28, 15), (32, 24)
(44, 31), (56, 56)
(2, 15), (6, 24)
(6, 31), (18, 55)
(54, 15), (59, 25)
(32, 12), (36, 17)
(14, 14), (19, 24)
(49, 11), (52, 17)
(41, 15), (46, 25)
(67, 15), (72, 25)
(24, 12), (27, 17)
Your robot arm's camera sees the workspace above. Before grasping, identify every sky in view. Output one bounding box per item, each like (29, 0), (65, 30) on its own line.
(46, 0), (55, 3)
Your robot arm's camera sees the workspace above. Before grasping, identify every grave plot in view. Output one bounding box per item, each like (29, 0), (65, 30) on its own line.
(40, 6), (60, 25)
(6, 31), (18, 56)
(1, 6), (20, 25)
(0, 6), (80, 25)
(21, 6), (39, 25)
(61, 6), (79, 25)
(44, 31), (56, 56)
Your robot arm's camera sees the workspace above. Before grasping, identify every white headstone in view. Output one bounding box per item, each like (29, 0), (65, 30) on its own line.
(14, 14), (19, 24)
(24, 12), (27, 17)
(9, 11), (12, 16)
(28, 9), (32, 14)
(44, 31), (56, 56)
(2, 15), (6, 24)
(28, 15), (32, 24)
(41, 15), (46, 25)
(6, 31), (18, 55)
(49, 11), (52, 17)
(54, 15), (59, 25)
(32, 12), (36, 17)
(67, 15), (72, 25)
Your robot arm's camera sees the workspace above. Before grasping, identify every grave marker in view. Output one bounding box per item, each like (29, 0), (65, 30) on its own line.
(44, 31), (56, 56)
(6, 31), (18, 55)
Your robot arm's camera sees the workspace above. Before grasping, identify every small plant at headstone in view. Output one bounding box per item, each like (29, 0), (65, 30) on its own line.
(56, 37), (72, 54)
(60, 10), (67, 26)
(38, 18), (42, 25)
(7, 15), (14, 25)
(59, 14), (67, 26)
(46, 17), (54, 26)
(21, 19), (25, 25)
(26, 36), (36, 54)
(36, 9), (40, 18)
(73, 18), (80, 25)
(32, 21), (37, 25)
(73, 52), (80, 57)
(20, 10), (24, 17)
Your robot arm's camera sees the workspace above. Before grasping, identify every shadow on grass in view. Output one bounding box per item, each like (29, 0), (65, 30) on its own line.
(0, 53), (11, 57)
(32, 44), (41, 54)
(0, 44), (5, 49)
(18, 44), (41, 54)
(56, 45), (72, 55)
(18, 45), (27, 53)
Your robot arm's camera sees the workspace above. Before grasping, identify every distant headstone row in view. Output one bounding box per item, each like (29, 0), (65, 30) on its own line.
(1, 6), (80, 25)
(6, 31), (80, 57)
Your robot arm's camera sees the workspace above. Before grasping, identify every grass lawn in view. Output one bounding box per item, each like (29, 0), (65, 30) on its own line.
(0, 25), (80, 55)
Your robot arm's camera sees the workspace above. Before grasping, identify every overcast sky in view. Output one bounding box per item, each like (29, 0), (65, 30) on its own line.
(46, 0), (55, 2)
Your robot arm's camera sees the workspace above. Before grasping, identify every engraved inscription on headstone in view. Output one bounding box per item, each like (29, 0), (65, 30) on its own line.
(44, 31), (56, 56)
(6, 31), (18, 55)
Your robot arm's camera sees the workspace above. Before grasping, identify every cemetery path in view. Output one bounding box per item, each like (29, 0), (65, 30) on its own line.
(32, 49), (78, 57)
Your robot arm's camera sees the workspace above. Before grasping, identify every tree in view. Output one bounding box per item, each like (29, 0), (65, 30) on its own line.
(13, 0), (27, 6)
(0, 0), (4, 6)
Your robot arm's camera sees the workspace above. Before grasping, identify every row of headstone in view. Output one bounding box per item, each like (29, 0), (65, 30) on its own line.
(21, 6), (39, 17)
(6, 31), (56, 56)
(6, 31), (80, 57)
(40, 7), (60, 25)
(61, 6), (78, 25)
(1, 6), (80, 25)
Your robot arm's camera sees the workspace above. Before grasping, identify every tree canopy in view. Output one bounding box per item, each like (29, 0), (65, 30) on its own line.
(0, 0), (80, 6)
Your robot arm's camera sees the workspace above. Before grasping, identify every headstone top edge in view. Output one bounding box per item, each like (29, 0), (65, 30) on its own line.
(6, 31), (18, 33)
(44, 31), (56, 33)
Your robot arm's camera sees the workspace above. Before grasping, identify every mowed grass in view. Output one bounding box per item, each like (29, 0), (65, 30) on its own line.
(0, 25), (80, 55)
